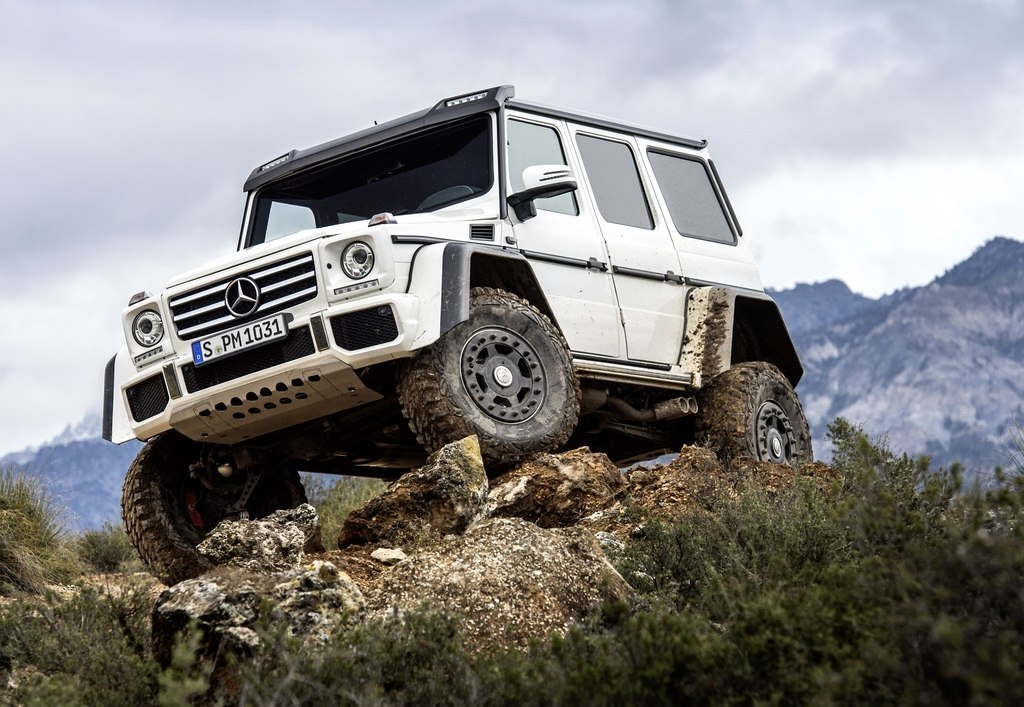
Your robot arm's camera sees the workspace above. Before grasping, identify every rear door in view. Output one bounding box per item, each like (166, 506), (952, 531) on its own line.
(569, 128), (687, 365)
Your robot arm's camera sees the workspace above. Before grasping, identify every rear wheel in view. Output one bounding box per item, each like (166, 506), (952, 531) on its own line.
(398, 287), (580, 471)
(696, 362), (812, 465)
(121, 432), (306, 585)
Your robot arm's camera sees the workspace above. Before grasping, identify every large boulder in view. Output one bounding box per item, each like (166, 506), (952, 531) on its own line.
(487, 447), (626, 527)
(338, 436), (488, 548)
(366, 517), (633, 651)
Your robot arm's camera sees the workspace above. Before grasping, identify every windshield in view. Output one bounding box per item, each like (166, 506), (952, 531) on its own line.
(247, 114), (494, 246)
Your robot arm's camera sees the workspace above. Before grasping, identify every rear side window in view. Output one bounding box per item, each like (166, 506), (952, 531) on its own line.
(575, 134), (653, 230)
(647, 151), (735, 244)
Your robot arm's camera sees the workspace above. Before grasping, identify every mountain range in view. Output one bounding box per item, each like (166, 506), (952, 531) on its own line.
(3, 236), (1022, 530)
(772, 236), (1024, 473)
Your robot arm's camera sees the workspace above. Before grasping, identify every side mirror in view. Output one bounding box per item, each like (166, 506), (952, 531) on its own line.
(506, 165), (577, 221)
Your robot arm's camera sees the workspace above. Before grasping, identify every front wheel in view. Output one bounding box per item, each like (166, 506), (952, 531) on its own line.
(695, 362), (812, 465)
(121, 433), (307, 585)
(398, 287), (581, 471)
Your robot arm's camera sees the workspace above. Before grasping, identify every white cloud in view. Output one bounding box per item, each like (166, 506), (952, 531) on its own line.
(741, 154), (1024, 296)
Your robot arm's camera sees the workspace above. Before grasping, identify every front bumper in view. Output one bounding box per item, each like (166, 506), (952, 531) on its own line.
(119, 293), (421, 444)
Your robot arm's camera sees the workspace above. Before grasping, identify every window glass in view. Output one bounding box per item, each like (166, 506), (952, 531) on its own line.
(575, 134), (653, 230)
(507, 119), (577, 216)
(647, 151), (735, 244)
(264, 202), (315, 241)
(250, 115), (492, 246)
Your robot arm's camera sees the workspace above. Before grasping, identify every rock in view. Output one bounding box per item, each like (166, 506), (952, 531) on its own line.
(197, 504), (322, 574)
(268, 560), (366, 644)
(370, 548), (408, 565)
(339, 436), (488, 548)
(151, 571), (261, 667)
(487, 447), (625, 527)
(151, 561), (365, 668)
(367, 517), (633, 651)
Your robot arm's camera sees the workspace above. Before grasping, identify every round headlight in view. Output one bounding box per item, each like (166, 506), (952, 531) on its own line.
(132, 310), (164, 347)
(341, 241), (375, 279)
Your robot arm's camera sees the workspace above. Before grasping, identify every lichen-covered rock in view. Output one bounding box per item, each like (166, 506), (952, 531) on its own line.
(197, 505), (319, 574)
(269, 560), (366, 644)
(486, 447), (625, 527)
(151, 572), (261, 667)
(367, 517), (633, 651)
(151, 561), (365, 668)
(338, 436), (488, 548)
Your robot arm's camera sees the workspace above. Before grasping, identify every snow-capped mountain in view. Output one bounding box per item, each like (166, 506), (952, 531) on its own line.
(772, 236), (1024, 474)
(1, 418), (141, 531)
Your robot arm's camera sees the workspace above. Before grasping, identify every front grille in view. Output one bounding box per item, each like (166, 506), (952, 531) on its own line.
(169, 252), (318, 340)
(126, 374), (169, 422)
(181, 327), (316, 392)
(330, 306), (399, 351)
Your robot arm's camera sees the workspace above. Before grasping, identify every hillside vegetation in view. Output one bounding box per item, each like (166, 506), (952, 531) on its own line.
(2, 421), (1024, 704)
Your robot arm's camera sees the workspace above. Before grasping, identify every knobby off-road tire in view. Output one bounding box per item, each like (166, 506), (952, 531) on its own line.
(398, 287), (581, 472)
(696, 361), (812, 465)
(121, 432), (307, 586)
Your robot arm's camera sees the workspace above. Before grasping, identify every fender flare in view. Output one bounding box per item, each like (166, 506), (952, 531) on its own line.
(682, 287), (803, 387)
(407, 241), (558, 346)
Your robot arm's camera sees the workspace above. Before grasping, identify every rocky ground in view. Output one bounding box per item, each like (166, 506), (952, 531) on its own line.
(146, 436), (835, 664)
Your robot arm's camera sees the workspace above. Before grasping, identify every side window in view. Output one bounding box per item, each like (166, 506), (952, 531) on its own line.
(575, 134), (653, 230)
(647, 151), (735, 244)
(507, 119), (578, 216)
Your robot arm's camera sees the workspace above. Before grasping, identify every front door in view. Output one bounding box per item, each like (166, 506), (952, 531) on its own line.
(506, 114), (622, 358)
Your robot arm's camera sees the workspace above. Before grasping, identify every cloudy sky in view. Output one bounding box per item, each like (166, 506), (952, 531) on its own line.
(1, 0), (1021, 454)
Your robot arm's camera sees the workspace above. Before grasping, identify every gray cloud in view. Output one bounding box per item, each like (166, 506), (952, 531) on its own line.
(0, 0), (1021, 452)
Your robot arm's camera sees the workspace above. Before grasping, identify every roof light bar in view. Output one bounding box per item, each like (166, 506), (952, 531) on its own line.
(445, 91), (487, 108)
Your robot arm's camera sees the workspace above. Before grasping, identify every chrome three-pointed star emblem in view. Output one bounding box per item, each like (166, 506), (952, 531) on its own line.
(224, 277), (261, 318)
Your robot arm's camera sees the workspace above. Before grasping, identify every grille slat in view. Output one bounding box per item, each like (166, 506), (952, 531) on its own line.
(169, 252), (318, 340)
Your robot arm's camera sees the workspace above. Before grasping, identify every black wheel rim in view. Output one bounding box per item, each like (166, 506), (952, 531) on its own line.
(756, 400), (795, 463)
(460, 326), (546, 423)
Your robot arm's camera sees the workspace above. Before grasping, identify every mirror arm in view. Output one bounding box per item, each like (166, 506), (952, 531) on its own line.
(507, 192), (539, 221)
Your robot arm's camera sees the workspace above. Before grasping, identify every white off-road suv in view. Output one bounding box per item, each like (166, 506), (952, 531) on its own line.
(104, 86), (810, 583)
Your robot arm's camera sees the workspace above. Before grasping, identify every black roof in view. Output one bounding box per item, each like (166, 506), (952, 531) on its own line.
(243, 85), (707, 192)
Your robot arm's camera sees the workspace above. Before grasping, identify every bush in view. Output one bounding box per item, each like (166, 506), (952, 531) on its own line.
(303, 474), (387, 550)
(0, 467), (78, 593)
(3, 422), (1024, 704)
(0, 586), (159, 705)
(76, 522), (137, 574)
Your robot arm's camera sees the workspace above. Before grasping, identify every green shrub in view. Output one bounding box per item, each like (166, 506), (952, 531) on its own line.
(303, 474), (387, 550)
(0, 586), (159, 705)
(232, 607), (476, 705)
(0, 468), (78, 593)
(2, 422), (1023, 704)
(76, 521), (137, 574)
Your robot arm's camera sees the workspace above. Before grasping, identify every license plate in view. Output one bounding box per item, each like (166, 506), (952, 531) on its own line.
(191, 315), (289, 366)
